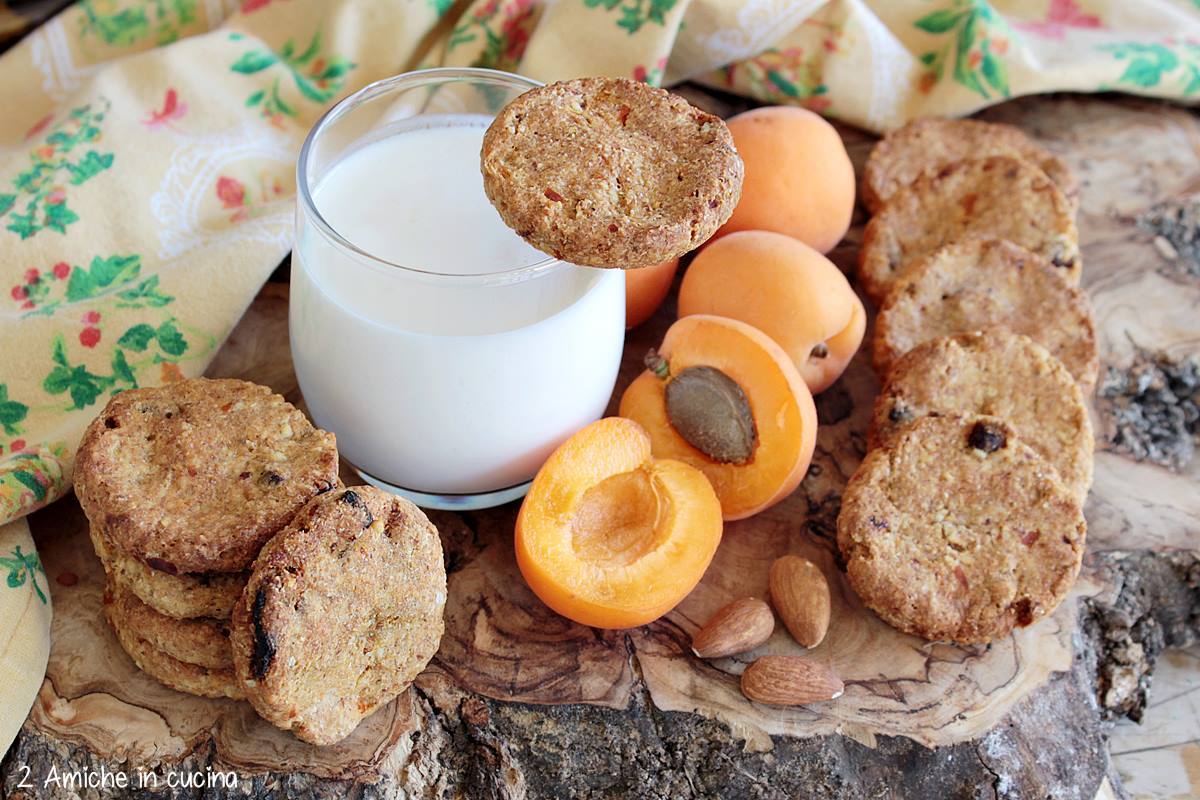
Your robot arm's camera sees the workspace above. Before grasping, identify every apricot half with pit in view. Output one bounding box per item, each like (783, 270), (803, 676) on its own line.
(619, 315), (818, 520)
(678, 230), (865, 394)
(515, 417), (723, 629)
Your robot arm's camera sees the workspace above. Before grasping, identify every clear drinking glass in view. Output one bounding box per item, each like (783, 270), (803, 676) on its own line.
(292, 68), (626, 510)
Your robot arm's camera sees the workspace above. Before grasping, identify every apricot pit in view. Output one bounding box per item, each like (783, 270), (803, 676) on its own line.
(652, 357), (758, 465)
(620, 315), (818, 520)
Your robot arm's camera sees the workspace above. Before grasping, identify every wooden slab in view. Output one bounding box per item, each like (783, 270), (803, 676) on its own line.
(3, 92), (1199, 799)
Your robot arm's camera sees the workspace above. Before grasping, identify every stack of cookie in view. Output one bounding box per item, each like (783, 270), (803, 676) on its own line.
(76, 377), (450, 746)
(75, 378), (341, 700)
(837, 118), (1097, 644)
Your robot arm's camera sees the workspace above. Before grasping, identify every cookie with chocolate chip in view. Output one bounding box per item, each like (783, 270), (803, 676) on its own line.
(861, 118), (1078, 215)
(838, 414), (1086, 644)
(857, 156), (1079, 304)
(105, 581), (232, 670)
(481, 77), (744, 268)
(872, 239), (1099, 390)
(229, 486), (446, 745)
(870, 329), (1094, 501)
(91, 527), (246, 620)
(75, 378), (339, 575)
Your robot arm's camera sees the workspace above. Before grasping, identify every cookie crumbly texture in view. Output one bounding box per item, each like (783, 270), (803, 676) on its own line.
(861, 117), (1079, 214)
(481, 77), (744, 269)
(838, 415), (1086, 644)
(230, 487), (446, 746)
(105, 581), (233, 670)
(74, 378), (339, 574)
(873, 239), (1099, 390)
(106, 590), (244, 700)
(857, 155), (1080, 305)
(90, 526), (247, 620)
(870, 330), (1094, 502)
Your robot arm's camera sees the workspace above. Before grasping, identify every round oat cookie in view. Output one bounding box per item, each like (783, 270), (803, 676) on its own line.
(838, 415), (1086, 644)
(870, 330), (1094, 502)
(75, 378), (339, 574)
(861, 118), (1078, 214)
(106, 593), (244, 700)
(230, 486), (446, 746)
(105, 581), (232, 669)
(857, 155), (1079, 305)
(481, 77), (743, 269)
(873, 239), (1098, 390)
(91, 526), (246, 620)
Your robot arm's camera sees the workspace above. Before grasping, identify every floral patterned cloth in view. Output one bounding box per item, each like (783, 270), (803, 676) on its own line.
(0, 518), (51, 757)
(0, 0), (1196, 753)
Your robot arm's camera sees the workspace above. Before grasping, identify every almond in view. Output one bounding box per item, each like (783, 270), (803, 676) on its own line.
(691, 597), (774, 659)
(769, 554), (832, 648)
(740, 655), (844, 706)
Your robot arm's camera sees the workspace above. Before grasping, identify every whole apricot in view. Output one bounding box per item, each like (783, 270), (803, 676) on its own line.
(625, 257), (679, 329)
(718, 106), (855, 253)
(678, 231), (865, 394)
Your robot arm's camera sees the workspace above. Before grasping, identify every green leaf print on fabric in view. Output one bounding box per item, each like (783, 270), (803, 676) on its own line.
(915, 9), (965, 34)
(43, 335), (117, 410)
(0, 546), (47, 604)
(1099, 42), (1200, 94)
(721, 47), (833, 114)
(583, 0), (677, 35)
(41, 318), (192, 411)
(231, 50), (280, 74)
(66, 255), (140, 302)
(117, 323), (157, 351)
(0, 443), (69, 525)
(155, 320), (188, 357)
(11, 472), (47, 504)
(915, 1), (1013, 99)
(12, 255), (173, 318)
(232, 31), (356, 126)
(447, 0), (538, 72)
(79, 0), (199, 48)
(0, 99), (114, 240)
(0, 387), (28, 437)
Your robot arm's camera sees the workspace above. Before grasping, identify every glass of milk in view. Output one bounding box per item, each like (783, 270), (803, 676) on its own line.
(293, 69), (626, 510)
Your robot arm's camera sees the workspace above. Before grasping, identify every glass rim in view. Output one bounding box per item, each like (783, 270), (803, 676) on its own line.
(296, 67), (563, 285)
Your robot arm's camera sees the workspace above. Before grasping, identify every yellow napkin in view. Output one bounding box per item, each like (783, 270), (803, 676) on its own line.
(0, 518), (51, 757)
(0, 0), (1197, 753)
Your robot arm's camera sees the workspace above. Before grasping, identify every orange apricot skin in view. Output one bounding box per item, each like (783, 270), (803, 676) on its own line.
(679, 231), (865, 394)
(515, 417), (722, 629)
(717, 107), (855, 254)
(625, 257), (680, 329)
(619, 315), (818, 520)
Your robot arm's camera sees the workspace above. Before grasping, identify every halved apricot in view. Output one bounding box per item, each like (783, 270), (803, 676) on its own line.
(619, 315), (818, 520)
(626, 257), (680, 329)
(678, 231), (865, 394)
(515, 417), (722, 629)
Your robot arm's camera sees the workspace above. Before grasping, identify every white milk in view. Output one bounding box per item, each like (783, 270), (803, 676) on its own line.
(291, 115), (625, 502)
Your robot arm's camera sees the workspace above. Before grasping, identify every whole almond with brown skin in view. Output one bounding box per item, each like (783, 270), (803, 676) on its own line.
(769, 555), (831, 648)
(741, 655), (844, 706)
(692, 597), (775, 659)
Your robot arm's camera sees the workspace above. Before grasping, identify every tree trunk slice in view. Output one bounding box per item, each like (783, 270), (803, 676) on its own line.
(3, 92), (1199, 799)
